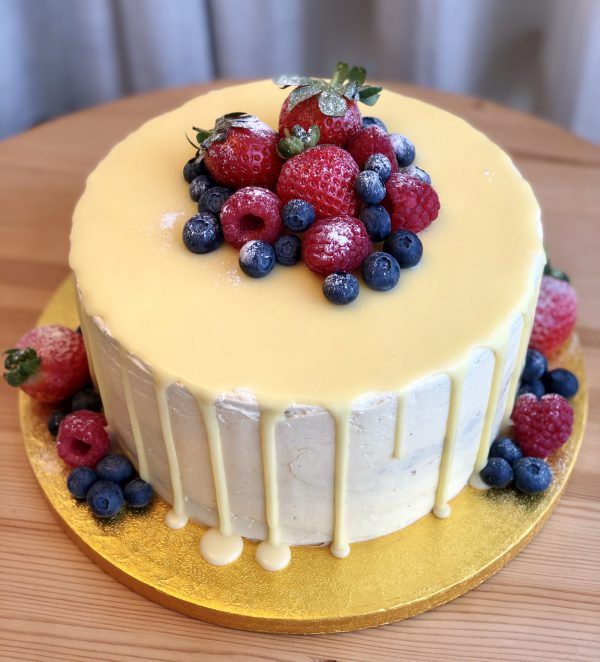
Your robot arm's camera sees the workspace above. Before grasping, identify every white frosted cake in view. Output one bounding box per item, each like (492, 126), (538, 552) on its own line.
(70, 80), (544, 571)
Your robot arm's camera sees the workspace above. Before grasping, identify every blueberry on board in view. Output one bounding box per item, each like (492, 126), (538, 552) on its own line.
(189, 175), (213, 202)
(281, 199), (316, 232)
(182, 212), (223, 254)
(361, 252), (401, 291)
(364, 153), (392, 183)
(67, 467), (98, 499)
(96, 454), (135, 485)
(383, 230), (423, 268)
(517, 379), (545, 399)
(86, 480), (125, 518)
(355, 170), (386, 204)
(183, 156), (208, 183)
(488, 437), (523, 467)
(322, 272), (360, 305)
(513, 457), (553, 494)
(480, 457), (513, 488)
(274, 235), (302, 266)
(521, 349), (548, 382)
(198, 186), (231, 214)
(239, 240), (276, 278)
(71, 387), (102, 413)
(124, 478), (154, 508)
(359, 205), (391, 243)
(543, 368), (579, 399)
(47, 410), (66, 437)
(362, 116), (388, 132)
(390, 134), (416, 167)
(401, 165), (431, 185)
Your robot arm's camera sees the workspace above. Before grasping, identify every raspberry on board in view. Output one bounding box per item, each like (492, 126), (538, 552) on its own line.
(529, 276), (577, 355)
(56, 410), (110, 468)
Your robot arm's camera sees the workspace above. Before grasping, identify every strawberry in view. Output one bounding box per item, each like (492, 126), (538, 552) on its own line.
(275, 61), (382, 148)
(347, 126), (399, 172)
(276, 145), (360, 219)
(4, 325), (90, 403)
(191, 113), (283, 190)
(529, 275), (577, 355)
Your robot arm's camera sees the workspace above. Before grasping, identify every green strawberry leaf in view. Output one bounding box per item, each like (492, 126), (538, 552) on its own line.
(3, 347), (41, 387)
(287, 84), (323, 111)
(343, 80), (358, 100)
(273, 74), (315, 88)
(331, 61), (349, 87)
(194, 129), (212, 144)
(358, 85), (382, 106)
(318, 89), (347, 117)
(348, 66), (366, 86)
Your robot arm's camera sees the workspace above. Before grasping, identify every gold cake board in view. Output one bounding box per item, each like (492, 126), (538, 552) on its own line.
(20, 277), (588, 634)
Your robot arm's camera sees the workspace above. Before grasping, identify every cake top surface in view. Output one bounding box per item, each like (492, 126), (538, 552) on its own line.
(70, 80), (543, 409)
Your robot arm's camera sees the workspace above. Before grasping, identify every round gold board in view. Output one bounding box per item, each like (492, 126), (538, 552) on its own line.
(20, 277), (588, 634)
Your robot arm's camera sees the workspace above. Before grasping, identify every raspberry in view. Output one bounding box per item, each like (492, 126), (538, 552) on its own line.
(383, 173), (440, 233)
(529, 276), (577, 355)
(277, 145), (359, 219)
(57, 411), (110, 468)
(347, 126), (399, 172)
(511, 393), (574, 458)
(302, 216), (372, 276)
(220, 187), (283, 249)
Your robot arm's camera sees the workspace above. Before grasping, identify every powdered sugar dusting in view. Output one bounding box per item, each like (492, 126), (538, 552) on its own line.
(160, 210), (184, 230)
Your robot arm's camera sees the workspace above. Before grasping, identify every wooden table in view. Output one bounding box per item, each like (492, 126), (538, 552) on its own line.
(1, 83), (599, 661)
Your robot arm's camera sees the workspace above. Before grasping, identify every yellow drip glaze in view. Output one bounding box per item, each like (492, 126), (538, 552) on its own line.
(393, 396), (407, 460)
(199, 528), (243, 567)
(331, 408), (352, 559)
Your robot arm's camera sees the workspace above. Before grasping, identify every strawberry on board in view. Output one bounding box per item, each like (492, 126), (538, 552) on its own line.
(275, 61), (382, 147)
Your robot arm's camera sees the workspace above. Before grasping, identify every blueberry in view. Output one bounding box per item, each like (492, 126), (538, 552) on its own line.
(518, 379), (545, 399)
(67, 467), (98, 499)
(274, 235), (301, 266)
(198, 186), (231, 214)
(322, 272), (360, 305)
(383, 230), (423, 268)
(124, 478), (154, 508)
(183, 156), (208, 183)
(239, 240), (276, 278)
(362, 116), (387, 132)
(364, 153), (392, 183)
(521, 349), (547, 382)
(47, 411), (65, 437)
(71, 387), (102, 413)
(401, 165), (431, 185)
(543, 368), (579, 399)
(513, 457), (553, 494)
(86, 480), (125, 518)
(390, 134), (415, 167)
(182, 212), (223, 254)
(359, 205), (391, 242)
(282, 199), (316, 232)
(355, 171), (386, 204)
(480, 456), (513, 488)
(361, 252), (401, 291)
(95, 454), (135, 485)
(189, 175), (213, 202)
(489, 437), (523, 467)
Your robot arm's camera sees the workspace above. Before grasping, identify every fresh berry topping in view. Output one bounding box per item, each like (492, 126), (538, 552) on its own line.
(86, 480), (125, 518)
(277, 124), (320, 159)
(543, 257), (570, 283)
(480, 457), (513, 488)
(383, 173), (440, 233)
(221, 187), (283, 249)
(274, 235), (302, 266)
(355, 170), (386, 204)
(71, 387), (102, 413)
(281, 199), (316, 233)
(4, 325), (90, 403)
(543, 369), (579, 399)
(189, 175), (213, 202)
(489, 437), (523, 467)
(512, 393), (574, 458)
(347, 126), (399, 173)
(302, 216), (372, 276)
(183, 155), (208, 183)
(124, 478), (154, 508)
(323, 272), (360, 305)
(239, 240), (276, 278)
(518, 379), (545, 399)
(67, 467), (98, 499)
(359, 205), (391, 242)
(400, 165), (431, 185)
(193, 113), (283, 189)
(96, 454), (135, 485)
(383, 229), (423, 268)
(529, 276), (577, 355)
(277, 145), (360, 219)
(521, 349), (548, 382)
(198, 186), (232, 215)
(47, 411), (66, 437)
(513, 457), (553, 494)
(56, 411), (110, 468)
(364, 153), (392, 183)
(390, 133), (416, 167)
(362, 116), (387, 132)
(362, 252), (401, 291)
(182, 212), (223, 254)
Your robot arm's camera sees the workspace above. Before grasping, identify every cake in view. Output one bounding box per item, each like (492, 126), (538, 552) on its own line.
(68, 78), (544, 571)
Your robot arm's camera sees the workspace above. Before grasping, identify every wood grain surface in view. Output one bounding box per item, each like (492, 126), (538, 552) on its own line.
(1, 82), (599, 662)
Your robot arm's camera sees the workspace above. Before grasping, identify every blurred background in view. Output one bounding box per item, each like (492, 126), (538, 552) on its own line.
(1, 0), (599, 143)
